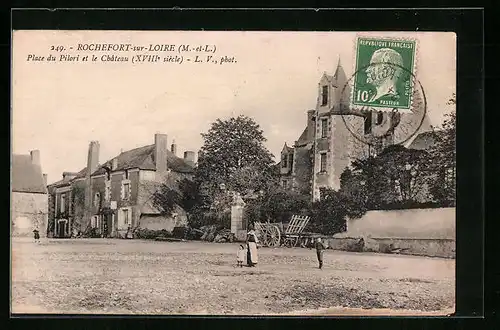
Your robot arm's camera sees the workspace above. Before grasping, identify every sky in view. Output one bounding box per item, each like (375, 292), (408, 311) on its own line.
(12, 31), (456, 185)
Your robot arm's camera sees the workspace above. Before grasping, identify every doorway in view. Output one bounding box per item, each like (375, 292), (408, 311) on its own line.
(102, 214), (112, 237)
(58, 220), (67, 238)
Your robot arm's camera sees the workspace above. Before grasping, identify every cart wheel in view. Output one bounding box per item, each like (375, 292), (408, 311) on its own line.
(263, 225), (280, 247)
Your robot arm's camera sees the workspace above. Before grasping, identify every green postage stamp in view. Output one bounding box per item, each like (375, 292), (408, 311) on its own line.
(352, 36), (417, 111)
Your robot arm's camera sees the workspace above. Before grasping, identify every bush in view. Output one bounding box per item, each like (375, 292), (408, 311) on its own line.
(172, 226), (188, 239)
(83, 227), (101, 238)
(135, 228), (173, 240)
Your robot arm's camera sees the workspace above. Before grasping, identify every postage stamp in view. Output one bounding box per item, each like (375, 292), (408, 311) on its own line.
(352, 37), (417, 111)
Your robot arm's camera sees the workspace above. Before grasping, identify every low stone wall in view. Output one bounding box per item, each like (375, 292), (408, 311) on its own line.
(325, 237), (455, 259)
(326, 237), (364, 252)
(371, 237), (455, 258)
(345, 207), (456, 239)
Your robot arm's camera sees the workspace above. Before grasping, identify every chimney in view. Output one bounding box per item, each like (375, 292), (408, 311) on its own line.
(307, 109), (316, 141)
(62, 172), (78, 181)
(155, 133), (168, 173)
(171, 140), (177, 156)
(84, 141), (100, 225)
(112, 158), (118, 170)
(183, 151), (195, 166)
(43, 174), (47, 186)
(30, 150), (40, 165)
(86, 141), (100, 177)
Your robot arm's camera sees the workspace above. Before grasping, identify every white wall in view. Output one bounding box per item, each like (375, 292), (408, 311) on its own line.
(336, 207), (456, 239)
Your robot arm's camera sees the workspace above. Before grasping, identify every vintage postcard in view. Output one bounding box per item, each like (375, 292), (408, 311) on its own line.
(11, 30), (456, 315)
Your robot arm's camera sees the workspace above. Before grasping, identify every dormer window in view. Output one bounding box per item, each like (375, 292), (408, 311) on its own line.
(321, 85), (328, 106)
(282, 154), (288, 168)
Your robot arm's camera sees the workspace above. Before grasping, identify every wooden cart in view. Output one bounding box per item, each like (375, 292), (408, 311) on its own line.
(282, 215), (311, 248)
(254, 215), (311, 248)
(254, 221), (281, 247)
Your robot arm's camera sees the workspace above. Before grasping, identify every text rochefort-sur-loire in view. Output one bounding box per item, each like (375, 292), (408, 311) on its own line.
(76, 44), (176, 52)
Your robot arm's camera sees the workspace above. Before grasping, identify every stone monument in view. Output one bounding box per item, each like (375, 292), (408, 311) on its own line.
(231, 192), (247, 241)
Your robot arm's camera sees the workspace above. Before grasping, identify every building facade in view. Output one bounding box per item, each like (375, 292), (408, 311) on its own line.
(279, 59), (433, 201)
(11, 150), (49, 237)
(47, 133), (195, 238)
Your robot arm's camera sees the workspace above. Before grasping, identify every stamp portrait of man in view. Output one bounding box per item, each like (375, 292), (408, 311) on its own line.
(365, 48), (405, 102)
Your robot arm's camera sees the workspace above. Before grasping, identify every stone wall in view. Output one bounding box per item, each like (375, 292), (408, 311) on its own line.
(137, 210), (187, 232)
(292, 145), (313, 195)
(327, 207), (456, 258)
(11, 192), (48, 237)
(324, 237), (455, 258)
(343, 207), (456, 239)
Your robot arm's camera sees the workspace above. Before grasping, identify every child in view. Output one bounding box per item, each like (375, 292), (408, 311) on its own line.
(315, 237), (326, 269)
(236, 244), (245, 267)
(33, 229), (40, 243)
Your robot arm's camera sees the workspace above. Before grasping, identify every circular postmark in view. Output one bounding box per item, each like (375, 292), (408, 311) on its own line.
(339, 62), (427, 148)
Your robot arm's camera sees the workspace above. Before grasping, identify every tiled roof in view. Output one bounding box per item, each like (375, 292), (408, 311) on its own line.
(295, 126), (310, 146)
(281, 143), (294, 154)
(407, 130), (446, 150)
(74, 167), (88, 179)
(12, 155), (47, 194)
(47, 178), (68, 189)
(92, 144), (194, 176)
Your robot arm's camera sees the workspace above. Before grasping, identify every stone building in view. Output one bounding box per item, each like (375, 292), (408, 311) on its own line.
(279, 58), (433, 201)
(47, 133), (195, 238)
(11, 150), (49, 237)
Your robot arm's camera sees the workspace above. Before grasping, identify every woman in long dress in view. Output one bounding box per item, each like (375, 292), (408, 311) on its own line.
(246, 227), (259, 267)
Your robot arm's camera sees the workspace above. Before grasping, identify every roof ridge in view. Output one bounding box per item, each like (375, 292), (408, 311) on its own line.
(119, 144), (154, 155)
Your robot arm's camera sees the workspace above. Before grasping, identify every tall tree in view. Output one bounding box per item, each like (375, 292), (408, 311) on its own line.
(426, 94), (456, 204)
(196, 115), (276, 199)
(309, 188), (366, 235)
(345, 145), (431, 209)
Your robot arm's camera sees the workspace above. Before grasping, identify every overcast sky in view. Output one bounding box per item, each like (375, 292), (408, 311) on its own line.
(12, 31), (456, 185)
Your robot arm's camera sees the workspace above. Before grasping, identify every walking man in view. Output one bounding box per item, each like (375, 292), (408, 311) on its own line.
(315, 237), (326, 269)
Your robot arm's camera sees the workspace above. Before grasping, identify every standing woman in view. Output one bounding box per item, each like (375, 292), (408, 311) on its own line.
(246, 225), (259, 267)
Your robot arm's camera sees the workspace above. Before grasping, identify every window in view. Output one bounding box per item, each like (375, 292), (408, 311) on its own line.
(376, 112), (384, 125)
(123, 183), (130, 199)
(123, 209), (130, 225)
(288, 153), (294, 169)
(94, 193), (101, 207)
(105, 182), (111, 201)
(282, 180), (288, 189)
(60, 194), (66, 213)
(320, 153), (327, 173)
(91, 216), (98, 228)
(321, 85), (328, 106)
(125, 170), (129, 180)
(281, 154), (288, 168)
(321, 118), (328, 138)
(364, 112), (372, 135)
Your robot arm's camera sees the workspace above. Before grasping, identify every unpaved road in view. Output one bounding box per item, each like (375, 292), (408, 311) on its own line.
(11, 238), (455, 315)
